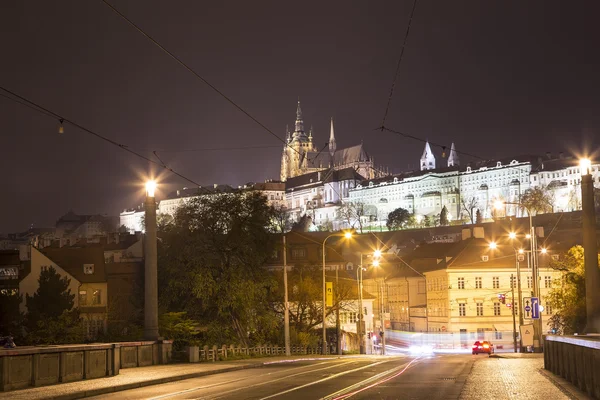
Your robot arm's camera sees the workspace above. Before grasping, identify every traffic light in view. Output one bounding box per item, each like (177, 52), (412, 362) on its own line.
(498, 294), (506, 304)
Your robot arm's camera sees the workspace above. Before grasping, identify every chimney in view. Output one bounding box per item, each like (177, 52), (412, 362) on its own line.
(546, 152), (552, 160)
(473, 227), (485, 239)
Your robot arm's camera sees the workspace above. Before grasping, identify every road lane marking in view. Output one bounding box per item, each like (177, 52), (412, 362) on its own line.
(149, 359), (354, 400)
(327, 357), (423, 400)
(255, 359), (394, 400)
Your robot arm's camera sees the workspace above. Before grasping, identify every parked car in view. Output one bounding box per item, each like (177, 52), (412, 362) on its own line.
(472, 340), (493, 355)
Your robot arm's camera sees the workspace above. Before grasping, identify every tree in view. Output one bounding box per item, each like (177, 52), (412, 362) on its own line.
(440, 206), (449, 226)
(520, 187), (553, 215)
(386, 207), (410, 230)
(423, 215), (432, 228)
(24, 266), (83, 344)
(0, 291), (22, 337)
(271, 204), (291, 233)
(475, 209), (483, 224)
(545, 246), (595, 334)
(336, 202), (367, 233)
(158, 191), (279, 346)
(291, 215), (312, 232)
(461, 197), (479, 224)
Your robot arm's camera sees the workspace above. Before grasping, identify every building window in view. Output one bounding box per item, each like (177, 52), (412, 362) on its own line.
(492, 276), (499, 289)
(83, 264), (94, 274)
(494, 302), (501, 316)
(475, 277), (482, 289)
(476, 302), (483, 316)
(545, 276), (552, 288)
(349, 312), (357, 324)
(79, 290), (87, 306)
(481, 255), (489, 262)
(458, 277), (465, 289)
(291, 248), (306, 259)
(527, 276), (533, 289)
(510, 276), (516, 289)
(546, 305), (553, 315)
(92, 289), (102, 305)
(495, 331), (503, 340)
(459, 303), (466, 316)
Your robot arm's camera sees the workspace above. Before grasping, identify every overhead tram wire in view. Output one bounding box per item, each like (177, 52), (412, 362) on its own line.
(0, 85), (201, 187)
(380, 0), (419, 131)
(101, 0), (303, 160)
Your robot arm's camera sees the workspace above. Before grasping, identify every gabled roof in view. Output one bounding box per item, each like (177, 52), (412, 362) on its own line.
(41, 247), (106, 283)
(306, 144), (372, 170)
(286, 167), (364, 190)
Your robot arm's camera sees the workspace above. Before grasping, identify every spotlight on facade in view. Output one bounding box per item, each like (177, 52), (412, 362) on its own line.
(145, 180), (157, 197)
(493, 200), (504, 210)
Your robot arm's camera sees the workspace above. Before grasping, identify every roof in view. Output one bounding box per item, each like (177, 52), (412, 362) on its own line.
(286, 167), (364, 190)
(164, 185), (237, 200)
(41, 247), (106, 283)
(0, 250), (20, 266)
(305, 144), (372, 170)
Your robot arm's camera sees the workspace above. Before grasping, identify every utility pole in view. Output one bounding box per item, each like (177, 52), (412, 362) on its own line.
(336, 265), (341, 355)
(144, 181), (159, 341)
(357, 254), (365, 354)
(283, 235), (290, 356)
(380, 281), (386, 355)
(511, 274), (517, 353)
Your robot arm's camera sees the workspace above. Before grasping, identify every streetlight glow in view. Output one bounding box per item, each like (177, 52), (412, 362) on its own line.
(518, 248), (524, 254)
(541, 247), (548, 254)
(372, 259), (380, 267)
(489, 241), (497, 250)
(579, 158), (592, 176)
(373, 249), (382, 258)
(508, 232), (517, 239)
(145, 180), (157, 197)
(494, 200), (504, 210)
(344, 231), (353, 239)
(525, 234), (531, 239)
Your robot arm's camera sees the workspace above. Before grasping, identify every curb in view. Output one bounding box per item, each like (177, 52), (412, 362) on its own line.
(538, 368), (594, 400)
(48, 363), (268, 400)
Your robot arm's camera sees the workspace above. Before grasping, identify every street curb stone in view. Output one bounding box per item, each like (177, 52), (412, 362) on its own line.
(538, 368), (594, 400)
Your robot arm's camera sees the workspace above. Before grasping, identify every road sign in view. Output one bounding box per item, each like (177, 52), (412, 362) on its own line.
(531, 297), (540, 319)
(525, 305), (531, 312)
(520, 324), (534, 347)
(523, 297), (531, 318)
(326, 282), (333, 307)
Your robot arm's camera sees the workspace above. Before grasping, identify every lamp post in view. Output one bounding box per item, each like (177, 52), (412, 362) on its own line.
(580, 159), (600, 333)
(489, 242), (518, 353)
(144, 180), (159, 340)
(283, 235), (290, 356)
(322, 231), (352, 355)
(356, 254), (365, 354)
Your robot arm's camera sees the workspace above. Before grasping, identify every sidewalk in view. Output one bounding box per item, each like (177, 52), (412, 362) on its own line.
(460, 353), (592, 400)
(0, 355), (335, 400)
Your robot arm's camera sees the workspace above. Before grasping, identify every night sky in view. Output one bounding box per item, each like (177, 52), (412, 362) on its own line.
(1, 0), (599, 233)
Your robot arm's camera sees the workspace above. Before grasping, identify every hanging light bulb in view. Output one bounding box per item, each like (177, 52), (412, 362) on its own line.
(58, 119), (64, 134)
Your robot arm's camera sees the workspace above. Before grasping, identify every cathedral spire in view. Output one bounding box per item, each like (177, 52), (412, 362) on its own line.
(294, 100), (304, 134)
(420, 141), (436, 171)
(447, 142), (459, 167)
(285, 124), (291, 143)
(328, 117), (337, 157)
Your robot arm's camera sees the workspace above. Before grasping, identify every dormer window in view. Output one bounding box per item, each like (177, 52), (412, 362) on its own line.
(496, 161), (502, 167)
(83, 264), (94, 274)
(466, 166), (472, 173)
(481, 255), (489, 262)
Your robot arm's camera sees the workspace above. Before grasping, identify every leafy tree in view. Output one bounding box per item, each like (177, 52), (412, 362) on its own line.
(386, 207), (411, 230)
(520, 187), (553, 215)
(291, 215), (312, 232)
(0, 292), (22, 337)
(440, 206), (449, 226)
(24, 266), (83, 344)
(546, 246), (594, 334)
(271, 204), (291, 233)
(158, 191), (279, 346)
(461, 197), (479, 224)
(423, 215), (432, 228)
(475, 209), (483, 224)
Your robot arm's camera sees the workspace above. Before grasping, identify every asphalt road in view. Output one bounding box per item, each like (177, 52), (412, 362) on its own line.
(89, 354), (475, 400)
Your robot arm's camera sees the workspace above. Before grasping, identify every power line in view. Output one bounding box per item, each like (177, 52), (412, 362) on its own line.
(143, 144), (282, 153)
(0, 85), (201, 187)
(380, 0), (419, 130)
(101, 0), (303, 159)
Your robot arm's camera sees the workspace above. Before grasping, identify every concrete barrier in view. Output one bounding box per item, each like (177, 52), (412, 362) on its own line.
(544, 334), (600, 399)
(0, 340), (172, 392)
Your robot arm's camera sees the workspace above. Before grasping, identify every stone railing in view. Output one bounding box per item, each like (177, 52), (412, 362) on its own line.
(0, 340), (172, 392)
(184, 344), (322, 362)
(544, 334), (600, 399)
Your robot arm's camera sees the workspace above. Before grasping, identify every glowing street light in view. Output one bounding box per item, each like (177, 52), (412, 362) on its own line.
(372, 259), (380, 267)
(145, 180), (157, 197)
(489, 241), (497, 250)
(579, 158), (592, 176)
(509, 232), (517, 239)
(494, 200), (504, 210)
(518, 248), (525, 254)
(540, 247), (547, 254)
(373, 249), (382, 258)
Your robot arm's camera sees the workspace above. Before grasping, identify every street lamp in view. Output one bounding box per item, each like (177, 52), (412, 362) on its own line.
(356, 250), (381, 355)
(489, 242), (518, 353)
(144, 180), (159, 340)
(322, 231), (352, 355)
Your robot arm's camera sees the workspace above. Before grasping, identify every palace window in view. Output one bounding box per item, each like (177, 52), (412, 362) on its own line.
(476, 302), (483, 316)
(459, 303), (466, 317)
(458, 277), (465, 289)
(492, 276), (499, 289)
(475, 277), (482, 289)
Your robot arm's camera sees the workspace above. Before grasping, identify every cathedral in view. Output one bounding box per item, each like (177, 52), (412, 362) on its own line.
(280, 101), (386, 182)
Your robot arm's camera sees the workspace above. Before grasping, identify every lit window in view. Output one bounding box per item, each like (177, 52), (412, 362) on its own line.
(79, 290), (87, 306)
(92, 289), (102, 305)
(83, 264), (94, 274)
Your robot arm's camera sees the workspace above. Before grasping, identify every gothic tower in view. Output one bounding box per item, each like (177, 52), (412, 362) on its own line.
(328, 118), (336, 159)
(280, 100), (316, 181)
(420, 141), (436, 171)
(447, 142), (459, 167)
